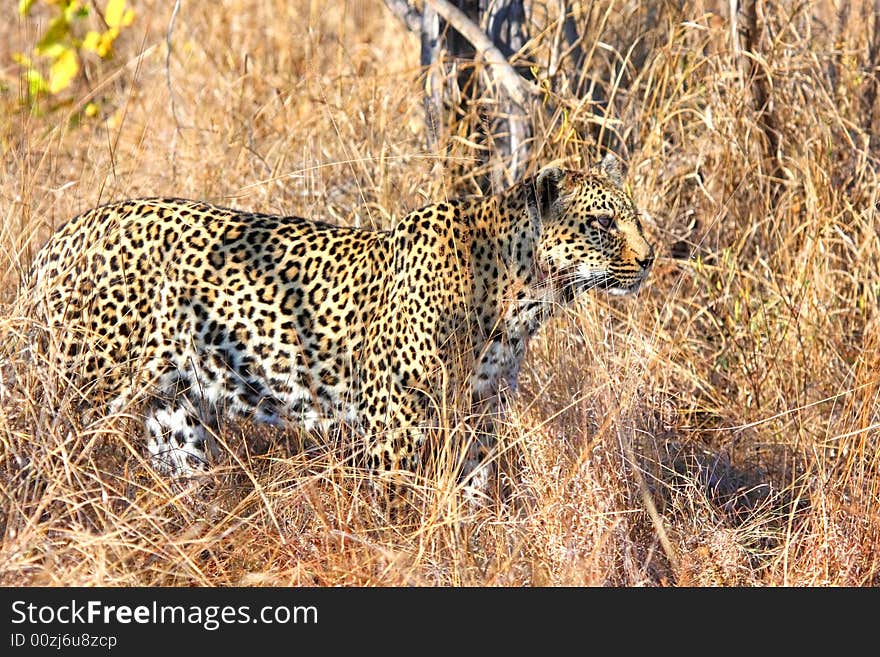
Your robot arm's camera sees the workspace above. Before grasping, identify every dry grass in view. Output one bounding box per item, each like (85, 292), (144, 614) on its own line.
(1, 0), (879, 587)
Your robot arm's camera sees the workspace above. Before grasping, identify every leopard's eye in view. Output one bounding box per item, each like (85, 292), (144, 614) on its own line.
(594, 214), (613, 229)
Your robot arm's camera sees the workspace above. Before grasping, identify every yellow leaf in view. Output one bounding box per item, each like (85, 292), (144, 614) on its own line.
(105, 0), (127, 27)
(121, 8), (135, 26)
(106, 106), (125, 130)
(82, 30), (102, 54)
(48, 48), (79, 94)
(12, 52), (34, 68)
(83, 28), (117, 57)
(84, 102), (99, 117)
(101, 29), (118, 56)
(18, 0), (36, 16)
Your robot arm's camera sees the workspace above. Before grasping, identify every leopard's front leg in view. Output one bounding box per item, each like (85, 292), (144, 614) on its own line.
(363, 396), (428, 512)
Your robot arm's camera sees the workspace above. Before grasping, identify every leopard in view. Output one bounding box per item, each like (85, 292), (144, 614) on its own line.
(17, 154), (654, 494)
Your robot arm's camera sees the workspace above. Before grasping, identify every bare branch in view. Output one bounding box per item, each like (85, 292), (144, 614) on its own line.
(421, 5), (442, 149)
(561, 2), (585, 73)
(863, 0), (880, 143)
(383, 0), (422, 33)
(742, 0), (782, 185)
(423, 0), (540, 107)
(559, 2), (606, 115)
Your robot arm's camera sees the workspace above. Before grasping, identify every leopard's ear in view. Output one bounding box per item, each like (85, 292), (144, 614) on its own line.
(596, 153), (624, 188)
(528, 166), (567, 222)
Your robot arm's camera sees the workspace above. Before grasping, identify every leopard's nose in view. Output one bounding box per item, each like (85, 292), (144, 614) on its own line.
(636, 244), (654, 271)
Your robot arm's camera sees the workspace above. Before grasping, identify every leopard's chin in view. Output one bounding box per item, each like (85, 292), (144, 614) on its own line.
(559, 273), (646, 301)
(604, 278), (647, 296)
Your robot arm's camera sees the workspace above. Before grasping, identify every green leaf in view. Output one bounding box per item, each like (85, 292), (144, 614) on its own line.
(25, 68), (48, 97)
(64, 1), (89, 22)
(34, 14), (70, 58)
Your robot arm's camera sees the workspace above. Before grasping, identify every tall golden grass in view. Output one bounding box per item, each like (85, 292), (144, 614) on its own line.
(1, 0), (878, 586)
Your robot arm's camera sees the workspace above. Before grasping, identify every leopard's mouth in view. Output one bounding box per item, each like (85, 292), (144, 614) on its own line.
(556, 271), (607, 303)
(600, 275), (649, 297)
(556, 268), (647, 302)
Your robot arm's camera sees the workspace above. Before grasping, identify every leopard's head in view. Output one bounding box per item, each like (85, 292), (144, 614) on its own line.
(527, 155), (654, 300)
